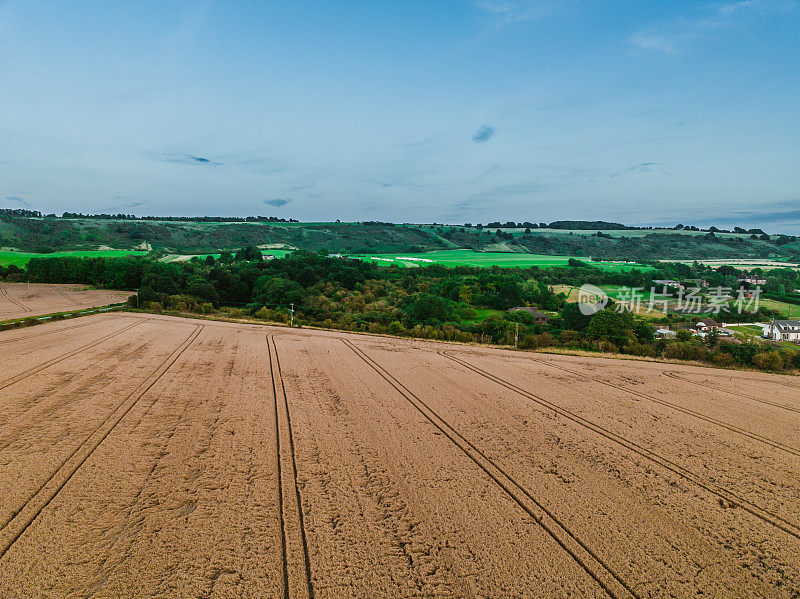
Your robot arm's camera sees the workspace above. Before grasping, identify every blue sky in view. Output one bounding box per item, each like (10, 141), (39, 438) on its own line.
(1, 0), (798, 231)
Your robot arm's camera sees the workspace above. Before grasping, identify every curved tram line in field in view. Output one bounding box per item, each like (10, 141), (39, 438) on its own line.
(0, 283), (31, 314)
(526, 355), (800, 456)
(0, 325), (203, 561)
(662, 371), (800, 414)
(439, 351), (800, 542)
(343, 339), (641, 599)
(267, 335), (314, 599)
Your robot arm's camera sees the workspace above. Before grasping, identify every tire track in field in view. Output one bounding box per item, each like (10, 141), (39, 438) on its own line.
(0, 324), (203, 561)
(55, 287), (81, 306)
(0, 315), (126, 347)
(268, 335), (314, 599)
(0, 283), (31, 313)
(662, 371), (800, 415)
(526, 355), (800, 455)
(440, 351), (800, 542)
(0, 320), (142, 392)
(343, 339), (639, 599)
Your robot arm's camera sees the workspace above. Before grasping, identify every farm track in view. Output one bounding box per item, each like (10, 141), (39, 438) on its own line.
(0, 324), (202, 561)
(269, 335), (314, 599)
(0, 320), (141, 392)
(662, 371), (800, 414)
(343, 339), (639, 599)
(439, 351), (800, 541)
(526, 354), (800, 455)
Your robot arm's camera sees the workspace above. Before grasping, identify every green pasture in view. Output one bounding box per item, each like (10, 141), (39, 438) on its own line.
(0, 250), (149, 268)
(349, 250), (651, 271)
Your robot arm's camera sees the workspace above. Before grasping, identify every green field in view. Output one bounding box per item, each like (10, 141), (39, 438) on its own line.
(349, 250), (651, 271)
(0, 250), (149, 267)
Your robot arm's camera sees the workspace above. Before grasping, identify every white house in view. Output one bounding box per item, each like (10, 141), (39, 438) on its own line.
(762, 320), (800, 342)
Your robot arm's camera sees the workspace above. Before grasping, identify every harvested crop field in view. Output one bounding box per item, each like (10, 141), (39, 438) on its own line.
(0, 282), (130, 321)
(1, 312), (798, 598)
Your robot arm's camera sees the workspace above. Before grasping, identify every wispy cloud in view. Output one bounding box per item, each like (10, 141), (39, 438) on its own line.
(629, 0), (797, 54)
(472, 126), (496, 143)
(5, 196), (31, 207)
(610, 162), (662, 178)
(474, 1), (562, 24)
(264, 198), (291, 207)
(150, 152), (223, 166)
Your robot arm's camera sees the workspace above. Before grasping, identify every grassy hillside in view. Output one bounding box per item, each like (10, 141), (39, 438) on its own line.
(0, 217), (447, 254)
(2, 214), (799, 263)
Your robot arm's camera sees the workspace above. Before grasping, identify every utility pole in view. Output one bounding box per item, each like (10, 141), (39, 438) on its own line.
(135, 288), (139, 309)
(290, 303), (294, 327)
(514, 322), (519, 349)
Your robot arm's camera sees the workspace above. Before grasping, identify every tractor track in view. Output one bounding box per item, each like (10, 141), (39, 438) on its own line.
(526, 355), (800, 456)
(0, 283), (31, 313)
(440, 350), (800, 541)
(55, 287), (81, 306)
(0, 324), (203, 561)
(268, 335), (314, 599)
(662, 371), (800, 414)
(343, 339), (640, 599)
(0, 314), (127, 347)
(0, 320), (143, 392)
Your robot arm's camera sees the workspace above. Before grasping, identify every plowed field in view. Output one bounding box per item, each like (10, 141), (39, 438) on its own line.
(1, 312), (798, 598)
(0, 283), (129, 321)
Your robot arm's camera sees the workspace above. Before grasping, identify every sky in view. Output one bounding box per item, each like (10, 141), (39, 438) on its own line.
(1, 0), (799, 232)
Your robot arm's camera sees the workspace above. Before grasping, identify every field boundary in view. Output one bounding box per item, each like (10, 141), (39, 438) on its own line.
(343, 338), (640, 599)
(121, 308), (800, 378)
(0, 303), (128, 329)
(439, 351), (800, 541)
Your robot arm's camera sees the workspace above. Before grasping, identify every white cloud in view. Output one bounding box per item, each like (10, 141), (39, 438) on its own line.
(629, 0), (797, 54)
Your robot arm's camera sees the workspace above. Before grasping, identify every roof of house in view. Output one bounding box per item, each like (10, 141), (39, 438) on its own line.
(768, 320), (800, 331)
(697, 318), (720, 327)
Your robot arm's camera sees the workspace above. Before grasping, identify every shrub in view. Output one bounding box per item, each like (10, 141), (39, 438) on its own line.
(712, 352), (735, 367)
(387, 321), (405, 335)
(752, 351), (785, 371)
